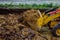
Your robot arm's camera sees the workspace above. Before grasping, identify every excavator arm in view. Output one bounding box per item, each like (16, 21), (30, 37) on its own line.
(36, 7), (60, 37)
(37, 11), (60, 28)
(44, 13), (60, 25)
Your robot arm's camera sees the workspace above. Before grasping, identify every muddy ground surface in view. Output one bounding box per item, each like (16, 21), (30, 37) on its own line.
(0, 9), (60, 40)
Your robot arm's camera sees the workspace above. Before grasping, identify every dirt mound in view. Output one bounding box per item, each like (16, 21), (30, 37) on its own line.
(0, 9), (60, 40)
(0, 12), (46, 40)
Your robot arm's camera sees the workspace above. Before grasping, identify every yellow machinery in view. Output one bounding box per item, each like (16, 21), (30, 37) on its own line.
(37, 7), (60, 37)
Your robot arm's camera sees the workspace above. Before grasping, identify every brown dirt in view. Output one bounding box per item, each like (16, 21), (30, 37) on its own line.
(0, 9), (60, 40)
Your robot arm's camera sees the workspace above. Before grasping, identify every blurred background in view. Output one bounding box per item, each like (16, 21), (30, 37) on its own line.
(0, 0), (60, 4)
(0, 0), (60, 8)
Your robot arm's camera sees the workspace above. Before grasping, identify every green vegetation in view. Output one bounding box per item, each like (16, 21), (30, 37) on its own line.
(0, 3), (59, 9)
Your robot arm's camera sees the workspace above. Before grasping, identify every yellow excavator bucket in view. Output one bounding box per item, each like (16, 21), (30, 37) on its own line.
(37, 12), (60, 28)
